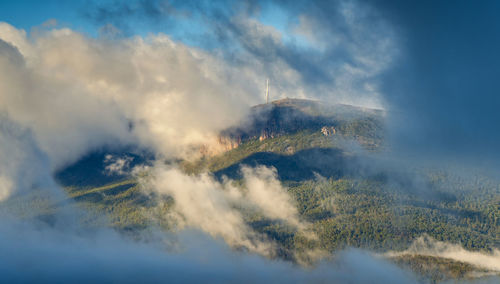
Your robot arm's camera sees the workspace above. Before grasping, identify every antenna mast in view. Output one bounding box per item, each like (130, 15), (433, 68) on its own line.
(266, 78), (270, 104)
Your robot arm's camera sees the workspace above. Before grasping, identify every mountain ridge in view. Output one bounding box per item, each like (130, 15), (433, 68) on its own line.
(217, 98), (384, 152)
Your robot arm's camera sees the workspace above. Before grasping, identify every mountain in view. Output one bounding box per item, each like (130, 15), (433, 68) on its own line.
(3, 99), (498, 283)
(218, 98), (384, 151)
(183, 98), (384, 177)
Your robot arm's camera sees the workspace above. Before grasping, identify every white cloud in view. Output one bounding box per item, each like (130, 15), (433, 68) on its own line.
(140, 164), (315, 257)
(0, 175), (13, 202)
(0, 117), (59, 202)
(141, 164), (273, 256)
(240, 166), (310, 232)
(104, 155), (134, 175)
(0, 23), (262, 169)
(386, 235), (500, 272)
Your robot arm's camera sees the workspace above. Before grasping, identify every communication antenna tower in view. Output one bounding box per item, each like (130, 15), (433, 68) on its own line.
(266, 78), (270, 104)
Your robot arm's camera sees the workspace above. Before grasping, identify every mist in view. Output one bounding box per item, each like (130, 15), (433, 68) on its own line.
(387, 236), (500, 273)
(139, 164), (316, 259)
(370, 0), (500, 165)
(0, 218), (422, 284)
(0, 0), (499, 283)
(0, 111), (423, 283)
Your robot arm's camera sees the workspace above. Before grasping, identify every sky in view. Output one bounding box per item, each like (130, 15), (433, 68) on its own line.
(1, 0), (500, 283)
(0, 0), (301, 47)
(0, 1), (91, 33)
(1, 0), (499, 164)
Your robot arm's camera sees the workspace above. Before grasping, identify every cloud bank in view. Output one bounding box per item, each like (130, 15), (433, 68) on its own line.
(0, 220), (420, 284)
(0, 21), (257, 169)
(141, 164), (314, 258)
(83, 0), (397, 108)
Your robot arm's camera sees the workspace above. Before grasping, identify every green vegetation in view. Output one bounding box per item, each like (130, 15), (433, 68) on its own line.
(39, 155), (499, 282)
(393, 255), (496, 283)
(183, 130), (334, 174)
(2, 100), (498, 282)
(288, 176), (499, 252)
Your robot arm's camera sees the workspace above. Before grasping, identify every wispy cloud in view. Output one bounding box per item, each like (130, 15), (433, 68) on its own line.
(386, 235), (500, 272)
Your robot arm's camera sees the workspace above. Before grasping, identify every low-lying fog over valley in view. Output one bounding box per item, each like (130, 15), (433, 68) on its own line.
(0, 1), (499, 283)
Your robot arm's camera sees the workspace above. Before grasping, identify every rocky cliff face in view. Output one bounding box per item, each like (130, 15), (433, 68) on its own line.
(321, 126), (336, 136)
(218, 135), (241, 151)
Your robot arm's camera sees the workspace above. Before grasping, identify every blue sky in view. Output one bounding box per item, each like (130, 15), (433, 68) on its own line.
(0, 0), (313, 52)
(0, 0), (205, 40)
(0, 0), (289, 44)
(0, 1), (93, 33)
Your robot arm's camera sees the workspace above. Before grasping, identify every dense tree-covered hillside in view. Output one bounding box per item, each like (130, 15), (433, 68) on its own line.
(3, 99), (499, 283)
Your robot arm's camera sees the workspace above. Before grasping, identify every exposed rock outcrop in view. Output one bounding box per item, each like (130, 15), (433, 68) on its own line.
(321, 126), (336, 136)
(218, 135), (241, 151)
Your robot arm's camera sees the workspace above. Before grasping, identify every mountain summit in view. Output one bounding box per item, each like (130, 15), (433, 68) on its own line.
(218, 98), (384, 151)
